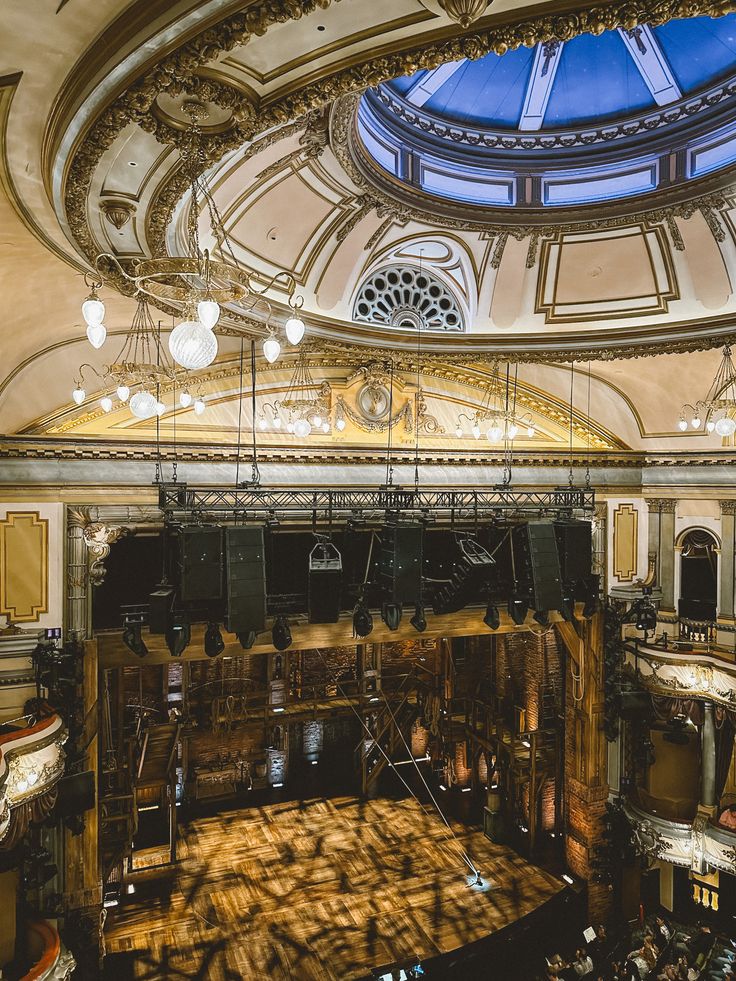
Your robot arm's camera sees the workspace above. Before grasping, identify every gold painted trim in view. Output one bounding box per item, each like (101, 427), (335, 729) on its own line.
(0, 511), (49, 623)
(613, 503), (638, 582)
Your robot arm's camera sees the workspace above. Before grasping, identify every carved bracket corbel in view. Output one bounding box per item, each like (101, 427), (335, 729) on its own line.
(82, 523), (132, 586)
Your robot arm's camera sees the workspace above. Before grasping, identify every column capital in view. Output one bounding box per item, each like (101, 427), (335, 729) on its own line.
(720, 500), (736, 515)
(645, 498), (677, 513)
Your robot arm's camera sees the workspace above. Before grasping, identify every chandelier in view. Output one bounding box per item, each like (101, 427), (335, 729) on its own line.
(72, 293), (207, 419)
(455, 364), (535, 442)
(678, 345), (736, 437)
(273, 352), (331, 437)
(78, 100), (306, 413)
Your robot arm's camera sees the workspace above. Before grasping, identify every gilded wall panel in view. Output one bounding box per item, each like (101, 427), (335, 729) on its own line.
(0, 512), (48, 622)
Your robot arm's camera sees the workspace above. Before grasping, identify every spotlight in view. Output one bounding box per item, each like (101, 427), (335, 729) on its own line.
(238, 630), (257, 650)
(483, 602), (500, 631)
(352, 600), (373, 638)
(165, 616), (190, 657)
(508, 595), (528, 626)
(204, 621), (224, 658)
(533, 609), (550, 627)
(381, 603), (402, 631)
(634, 601), (657, 633)
(560, 592), (576, 622)
(410, 604), (427, 633)
(272, 616), (292, 651)
(122, 616), (147, 658)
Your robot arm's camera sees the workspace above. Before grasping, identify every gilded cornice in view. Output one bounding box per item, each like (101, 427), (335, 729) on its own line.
(60, 0), (736, 360)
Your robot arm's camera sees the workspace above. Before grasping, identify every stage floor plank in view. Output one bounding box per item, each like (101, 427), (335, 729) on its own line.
(104, 795), (562, 980)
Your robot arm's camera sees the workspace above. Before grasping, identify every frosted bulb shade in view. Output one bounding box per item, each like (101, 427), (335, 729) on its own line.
(487, 425), (503, 442)
(72, 387), (85, 405)
(691, 417), (701, 429)
(508, 424), (519, 439)
(336, 418), (346, 432)
(678, 419), (688, 431)
(313, 414), (322, 428)
(472, 425), (480, 439)
(322, 422), (330, 433)
(715, 416), (736, 436)
(82, 296), (105, 326)
(100, 397), (113, 413)
(156, 401), (165, 417)
(263, 335), (281, 364)
(86, 322), (107, 349)
(273, 416), (282, 429)
(527, 426), (535, 437)
(258, 417), (267, 430)
(117, 385), (130, 402)
(285, 316), (306, 345)
(193, 398), (206, 416)
(287, 421), (294, 433)
(707, 420), (716, 433)
(455, 426), (462, 437)
(129, 390), (158, 419)
(179, 391), (192, 408)
(197, 299), (220, 331)
(169, 320), (217, 369)
(293, 418), (311, 437)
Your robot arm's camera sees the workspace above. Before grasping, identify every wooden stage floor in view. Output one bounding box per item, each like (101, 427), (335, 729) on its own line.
(104, 795), (562, 980)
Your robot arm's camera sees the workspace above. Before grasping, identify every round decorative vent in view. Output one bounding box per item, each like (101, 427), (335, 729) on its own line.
(353, 265), (464, 332)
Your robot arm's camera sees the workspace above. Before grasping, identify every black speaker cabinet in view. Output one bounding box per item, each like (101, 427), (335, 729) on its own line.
(56, 770), (96, 817)
(379, 524), (423, 605)
(175, 526), (223, 604)
(225, 525), (267, 634)
(308, 542), (342, 623)
(513, 522), (563, 612)
(148, 583), (176, 634)
(554, 520), (593, 584)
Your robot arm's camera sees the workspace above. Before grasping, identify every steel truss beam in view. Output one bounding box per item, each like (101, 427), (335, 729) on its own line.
(158, 483), (595, 521)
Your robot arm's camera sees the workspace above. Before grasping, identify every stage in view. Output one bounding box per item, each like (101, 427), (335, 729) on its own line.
(103, 795), (563, 979)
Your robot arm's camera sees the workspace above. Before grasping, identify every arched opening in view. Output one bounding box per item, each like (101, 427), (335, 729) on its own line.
(678, 528), (718, 622)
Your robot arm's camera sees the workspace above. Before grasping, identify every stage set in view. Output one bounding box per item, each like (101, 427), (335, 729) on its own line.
(103, 795), (562, 980)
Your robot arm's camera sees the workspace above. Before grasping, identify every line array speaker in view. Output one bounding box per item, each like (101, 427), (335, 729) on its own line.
(554, 520), (593, 585)
(433, 538), (495, 614)
(174, 526), (223, 604)
(379, 524), (423, 606)
(512, 521), (563, 612)
(308, 541), (342, 623)
(225, 526), (267, 635)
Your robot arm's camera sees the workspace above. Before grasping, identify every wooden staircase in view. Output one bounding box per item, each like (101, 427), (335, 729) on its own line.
(356, 692), (418, 795)
(136, 721), (180, 790)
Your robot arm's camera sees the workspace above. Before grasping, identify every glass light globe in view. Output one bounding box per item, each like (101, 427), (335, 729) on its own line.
(169, 320), (217, 369)
(100, 397), (113, 413)
(707, 420), (716, 433)
(117, 384), (130, 402)
(86, 322), (107, 349)
(472, 424), (480, 439)
(258, 417), (267, 430)
(263, 334), (281, 364)
(487, 425), (503, 442)
(527, 426), (535, 437)
(156, 401), (165, 417)
(82, 295), (105, 326)
(193, 398), (206, 416)
(287, 421), (295, 433)
(285, 316), (305, 345)
(197, 299), (220, 331)
(322, 421), (330, 433)
(273, 416), (282, 429)
(691, 416), (701, 429)
(72, 387), (85, 405)
(180, 391), (193, 408)
(336, 418), (346, 432)
(715, 416), (736, 436)
(678, 419), (688, 431)
(313, 414), (322, 428)
(508, 424), (519, 440)
(455, 425), (462, 437)
(129, 390), (158, 419)
(293, 417), (311, 437)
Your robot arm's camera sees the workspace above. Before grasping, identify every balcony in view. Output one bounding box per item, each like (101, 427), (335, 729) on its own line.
(622, 641), (736, 708)
(622, 797), (736, 874)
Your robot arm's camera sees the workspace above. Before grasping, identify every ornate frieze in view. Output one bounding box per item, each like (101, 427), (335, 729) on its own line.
(623, 799), (736, 874)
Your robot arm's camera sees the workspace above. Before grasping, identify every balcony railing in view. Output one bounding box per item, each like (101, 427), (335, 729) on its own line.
(622, 642), (736, 708)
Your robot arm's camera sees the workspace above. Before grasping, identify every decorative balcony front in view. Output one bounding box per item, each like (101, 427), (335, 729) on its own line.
(622, 642), (736, 709)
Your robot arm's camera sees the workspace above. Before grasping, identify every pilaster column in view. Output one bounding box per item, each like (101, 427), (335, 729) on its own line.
(66, 508), (89, 644)
(701, 700), (716, 809)
(646, 499), (677, 612)
(719, 501), (736, 620)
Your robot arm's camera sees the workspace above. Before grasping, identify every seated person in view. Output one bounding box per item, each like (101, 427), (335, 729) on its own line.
(659, 965), (679, 981)
(642, 937), (661, 971)
(623, 958), (643, 981)
(572, 948), (594, 977)
(689, 925), (715, 968)
(718, 804), (736, 830)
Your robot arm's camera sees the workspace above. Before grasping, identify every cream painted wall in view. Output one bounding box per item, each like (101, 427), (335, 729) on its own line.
(606, 498), (649, 589)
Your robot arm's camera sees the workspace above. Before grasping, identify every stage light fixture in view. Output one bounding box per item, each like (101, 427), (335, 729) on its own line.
(381, 603), (402, 631)
(272, 616), (292, 651)
(410, 604), (427, 633)
(582, 576), (600, 618)
(352, 600), (373, 638)
(165, 616), (191, 657)
(560, 592), (576, 622)
(508, 595), (528, 626)
(237, 630), (257, 650)
(483, 603), (500, 631)
(635, 602), (657, 634)
(204, 621), (225, 658)
(533, 608), (550, 627)
(122, 616), (148, 658)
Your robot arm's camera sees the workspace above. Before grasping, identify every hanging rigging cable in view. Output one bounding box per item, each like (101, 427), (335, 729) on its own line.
(414, 251), (423, 492)
(585, 361), (592, 490)
(567, 361), (575, 487)
(385, 359), (395, 488)
(312, 648), (481, 880)
(234, 338), (245, 490)
(249, 339), (261, 487)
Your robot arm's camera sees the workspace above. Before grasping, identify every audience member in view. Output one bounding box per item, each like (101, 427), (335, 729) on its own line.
(718, 804), (736, 830)
(572, 948), (594, 977)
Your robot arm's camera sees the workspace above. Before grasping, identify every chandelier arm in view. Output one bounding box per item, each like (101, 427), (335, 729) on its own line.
(93, 252), (137, 285)
(247, 270), (298, 303)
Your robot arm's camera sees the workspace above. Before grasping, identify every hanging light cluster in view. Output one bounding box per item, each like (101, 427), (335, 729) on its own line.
(454, 363), (535, 442)
(678, 345), (736, 437)
(75, 100), (307, 419)
(259, 351), (331, 437)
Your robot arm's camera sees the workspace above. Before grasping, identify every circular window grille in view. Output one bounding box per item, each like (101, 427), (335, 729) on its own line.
(353, 264), (464, 332)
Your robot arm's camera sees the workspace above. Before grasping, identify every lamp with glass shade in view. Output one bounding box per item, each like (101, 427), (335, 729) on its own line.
(169, 318), (218, 370)
(678, 346), (736, 438)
